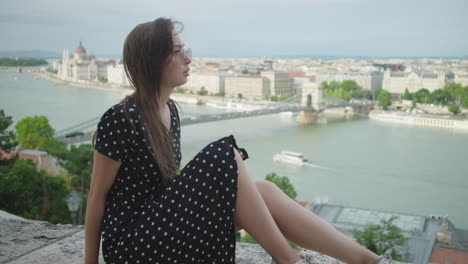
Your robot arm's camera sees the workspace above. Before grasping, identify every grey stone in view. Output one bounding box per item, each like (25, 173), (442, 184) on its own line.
(0, 210), (406, 264)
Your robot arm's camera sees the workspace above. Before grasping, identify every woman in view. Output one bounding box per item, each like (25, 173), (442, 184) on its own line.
(85, 18), (392, 264)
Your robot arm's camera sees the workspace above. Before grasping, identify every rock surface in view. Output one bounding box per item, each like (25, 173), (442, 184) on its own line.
(0, 210), (405, 263)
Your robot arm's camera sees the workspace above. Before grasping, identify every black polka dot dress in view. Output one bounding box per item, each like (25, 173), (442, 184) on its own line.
(94, 96), (249, 264)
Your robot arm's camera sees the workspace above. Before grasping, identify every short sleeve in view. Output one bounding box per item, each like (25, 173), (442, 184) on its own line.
(95, 106), (130, 163)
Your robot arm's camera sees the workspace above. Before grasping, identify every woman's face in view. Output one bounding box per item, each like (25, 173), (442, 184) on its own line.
(161, 33), (191, 89)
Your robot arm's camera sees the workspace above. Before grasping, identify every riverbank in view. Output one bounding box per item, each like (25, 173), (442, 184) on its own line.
(35, 71), (277, 110)
(36, 71), (131, 93)
(369, 110), (468, 130)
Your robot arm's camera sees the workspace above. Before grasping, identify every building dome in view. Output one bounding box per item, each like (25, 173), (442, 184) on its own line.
(75, 41), (87, 57)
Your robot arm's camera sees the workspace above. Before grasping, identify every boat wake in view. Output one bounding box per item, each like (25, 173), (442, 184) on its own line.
(304, 162), (333, 171)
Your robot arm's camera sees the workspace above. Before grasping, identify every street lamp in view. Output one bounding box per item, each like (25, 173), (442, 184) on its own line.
(65, 191), (82, 225)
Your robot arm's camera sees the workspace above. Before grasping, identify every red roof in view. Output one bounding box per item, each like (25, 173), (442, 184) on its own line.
(430, 247), (468, 264)
(289, 71), (306, 78)
(0, 149), (15, 159)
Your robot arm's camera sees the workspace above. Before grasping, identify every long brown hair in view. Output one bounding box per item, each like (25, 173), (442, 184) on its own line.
(122, 18), (182, 186)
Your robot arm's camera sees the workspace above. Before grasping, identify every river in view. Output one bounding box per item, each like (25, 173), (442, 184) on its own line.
(1, 69), (467, 229)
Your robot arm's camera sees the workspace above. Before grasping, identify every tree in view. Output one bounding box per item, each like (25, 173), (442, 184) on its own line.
(15, 116), (55, 150)
(429, 89), (451, 105)
(45, 138), (68, 159)
(377, 90), (392, 110)
(448, 104), (461, 115)
(352, 216), (406, 261)
(0, 159), (70, 224)
(60, 144), (93, 224)
(0, 57), (47, 66)
(237, 93), (243, 99)
(0, 110), (18, 167)
(321, 80), (364, 101)
(197, 86), (208, 96)
(414, 88), (430, 104)
(402, 88), (412, 100)
(175, 87), (186, 94)
(444, 82), (464, 105)
(98, 76), (108, 83)
(265, 172), (297, 199)
(46, 67), (58, 74)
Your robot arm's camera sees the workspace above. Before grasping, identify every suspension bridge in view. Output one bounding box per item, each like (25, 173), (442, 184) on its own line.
(55, 83), (373, 143)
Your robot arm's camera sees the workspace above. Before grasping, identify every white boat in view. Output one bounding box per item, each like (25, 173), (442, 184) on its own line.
(273, 150), (309, 166)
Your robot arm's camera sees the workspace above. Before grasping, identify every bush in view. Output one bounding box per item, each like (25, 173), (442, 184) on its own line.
(448, 104), (461, 115)
(353, 216), (406, 261)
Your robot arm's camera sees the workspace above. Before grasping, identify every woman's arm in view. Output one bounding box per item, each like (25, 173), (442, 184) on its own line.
(84, 151), (121, 264)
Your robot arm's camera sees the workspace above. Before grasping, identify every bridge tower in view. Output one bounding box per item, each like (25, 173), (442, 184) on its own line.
(296, 82), (327, 125)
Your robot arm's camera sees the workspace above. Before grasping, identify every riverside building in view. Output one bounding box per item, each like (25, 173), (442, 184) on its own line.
(55, 42), (116, 83)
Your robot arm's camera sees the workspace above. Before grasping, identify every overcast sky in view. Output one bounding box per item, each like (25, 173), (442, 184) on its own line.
(1, 0), (467, 57)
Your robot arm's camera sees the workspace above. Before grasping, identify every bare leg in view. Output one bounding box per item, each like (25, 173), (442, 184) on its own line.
(255, 180), (379, 264)
(233, 149), (301, 264)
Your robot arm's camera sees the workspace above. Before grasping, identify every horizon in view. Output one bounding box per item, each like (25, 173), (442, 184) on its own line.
(1, 0), (467, 58)
(1, 49), (468, 61)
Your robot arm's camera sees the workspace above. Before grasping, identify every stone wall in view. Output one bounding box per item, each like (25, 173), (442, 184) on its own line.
(0, 211), (405, 264)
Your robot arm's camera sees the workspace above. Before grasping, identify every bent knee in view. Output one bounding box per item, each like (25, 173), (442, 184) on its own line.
(255, 180), (278, 192)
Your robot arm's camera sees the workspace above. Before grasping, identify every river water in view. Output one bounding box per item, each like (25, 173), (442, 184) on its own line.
(1, 69), (467, 229)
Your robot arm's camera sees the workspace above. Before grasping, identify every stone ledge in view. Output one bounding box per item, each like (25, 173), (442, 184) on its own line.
(0, 211), (405, 263)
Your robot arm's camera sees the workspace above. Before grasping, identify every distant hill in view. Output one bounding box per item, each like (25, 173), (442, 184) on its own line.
(0, 50), (61, 59)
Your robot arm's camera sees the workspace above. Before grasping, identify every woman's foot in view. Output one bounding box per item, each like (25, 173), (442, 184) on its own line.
(271, 250), (314, 264)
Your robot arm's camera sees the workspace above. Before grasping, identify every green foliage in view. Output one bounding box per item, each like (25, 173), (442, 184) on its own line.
(374, 88), (383, 100)
(377, 89), (392, 110)
(175, 87), (187, 94)
(352, 216), (407, 261)
(448, 104), (461, 115)
(240, 233), (258, 244)
(213, 92), (225, 97)
(0, 159), (71, 223)
(15, 116), (54, 150)
(197, 86), (208, 96)
(42, 174), (71, 224)
(60, 144), (93, 194)
(265, 172), (297, 199)
(414, 88), (430, 104)
(46, 67), (58, 74)
(402, 88), (412, 100)
(321, 80), (367, 101)
(429, 89), (452, 105)
(444, 83), (468, 107)
(0, 110), (17, 152)
(59, 144), (93, 224)
(397, 83), (468, 109)
(98, 76), (108, 83)
(269, 95), (290, 102)
(0, 57), (48, 66)
(237, 93), (243, 99)
(45, 138), (68, 159)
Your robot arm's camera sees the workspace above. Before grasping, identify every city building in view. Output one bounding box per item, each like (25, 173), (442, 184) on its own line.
(0, 149), (64, 176)
(184, 72), (227, 95)
(56, 42), (116, 83)
(313, 203), (468, 264)
(316, 71), (384, 91)
(224, 75), (270, 100)
(382, 70), (446, 94)
(454, 73), (468, 86)
(261, 71), (294, 97)
(107, 63), (130, 87)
